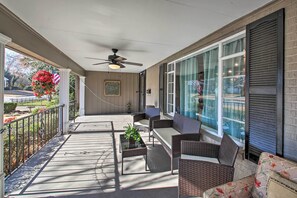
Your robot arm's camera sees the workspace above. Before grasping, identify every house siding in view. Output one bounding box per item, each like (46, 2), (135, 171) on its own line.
(85, 71), (139, 115)
(146, 65), (159, 107)
(147, 0), (297, 165)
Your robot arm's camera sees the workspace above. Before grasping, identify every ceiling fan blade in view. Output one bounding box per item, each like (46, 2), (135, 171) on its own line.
(93, 62), (110, 65)
(114, 56), (127, 61)
(85, 57), (108, 61)
(116, 62), (126, 68)
(122, 61), (143, 66)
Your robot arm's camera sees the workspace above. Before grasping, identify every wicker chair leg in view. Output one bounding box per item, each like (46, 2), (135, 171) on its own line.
(152, 136), (155, 146)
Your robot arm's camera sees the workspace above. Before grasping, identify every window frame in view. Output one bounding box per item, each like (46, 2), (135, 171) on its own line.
(166, 62), (175, 116)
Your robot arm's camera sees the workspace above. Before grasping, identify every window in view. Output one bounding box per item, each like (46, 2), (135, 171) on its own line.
(166, 32), (246, 140)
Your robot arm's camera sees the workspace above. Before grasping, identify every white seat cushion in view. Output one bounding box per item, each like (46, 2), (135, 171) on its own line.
(134, 119), (149, 128)
(181, 154), (219, 164)
(153, 128), (180, 149)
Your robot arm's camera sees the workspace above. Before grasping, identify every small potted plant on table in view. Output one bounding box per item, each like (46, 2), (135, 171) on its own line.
(126, 102), (132, 114)
(124, 124), (141, 145)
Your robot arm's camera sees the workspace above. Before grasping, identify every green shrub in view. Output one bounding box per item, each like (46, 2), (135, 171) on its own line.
(32, 108), (39, 114)
(23, 86), (32, 91)
(46, 99), (59, 108)
(4, 103), (17, 114)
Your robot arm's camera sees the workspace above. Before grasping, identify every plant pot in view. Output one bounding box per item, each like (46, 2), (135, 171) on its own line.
(128, 138), (136, 145)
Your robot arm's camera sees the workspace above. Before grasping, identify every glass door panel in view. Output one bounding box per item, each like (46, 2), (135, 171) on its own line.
(222, 55), (245, 141)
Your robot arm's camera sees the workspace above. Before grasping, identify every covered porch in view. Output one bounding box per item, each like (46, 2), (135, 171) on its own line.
(1, 0), (297, 197)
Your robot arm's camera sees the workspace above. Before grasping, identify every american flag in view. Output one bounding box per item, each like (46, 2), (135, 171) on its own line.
(53, 73), (60, 84)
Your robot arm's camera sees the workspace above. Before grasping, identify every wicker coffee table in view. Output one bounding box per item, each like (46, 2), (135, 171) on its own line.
(119, 134), (147, 175)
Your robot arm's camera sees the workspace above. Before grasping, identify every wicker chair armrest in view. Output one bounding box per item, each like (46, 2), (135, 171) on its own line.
(179, 159), (235, 197)
(133, 113), (145, 122)
(152, 119), (173, 128)
(203, 174), (255, 198)
(172, 134), (200, 155)
(149, 115), (161, 130)
(181, 141), (220, 158)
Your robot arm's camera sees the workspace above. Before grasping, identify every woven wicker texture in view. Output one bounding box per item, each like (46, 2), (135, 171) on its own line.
(178, 134), (239, 197)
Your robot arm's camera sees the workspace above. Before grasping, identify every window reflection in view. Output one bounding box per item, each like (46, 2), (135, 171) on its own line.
(222, 55), (245, 141)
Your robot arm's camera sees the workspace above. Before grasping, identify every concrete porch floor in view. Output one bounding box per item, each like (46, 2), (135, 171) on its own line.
(6, 115), (179, 198)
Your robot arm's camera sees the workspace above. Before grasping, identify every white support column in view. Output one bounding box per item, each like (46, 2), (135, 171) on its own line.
(79, 76), (86, 116)
(0, 33), (12, 198)
(59, 68), (71, 133)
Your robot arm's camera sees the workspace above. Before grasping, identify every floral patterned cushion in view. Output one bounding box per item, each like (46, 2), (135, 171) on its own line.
(251, 152), (297, 198)
(203, 174), (254, 198)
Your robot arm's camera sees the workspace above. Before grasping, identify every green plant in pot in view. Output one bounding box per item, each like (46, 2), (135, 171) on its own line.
(126, 102), (132, 114)
(124, 124), (141, 144)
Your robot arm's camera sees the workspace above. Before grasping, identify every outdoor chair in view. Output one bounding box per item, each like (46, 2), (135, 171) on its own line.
(178, 133), (239, 198)
(133, 107), (160, 141)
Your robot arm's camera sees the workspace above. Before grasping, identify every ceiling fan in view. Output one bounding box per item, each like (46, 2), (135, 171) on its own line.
(87, 48), (143, 69)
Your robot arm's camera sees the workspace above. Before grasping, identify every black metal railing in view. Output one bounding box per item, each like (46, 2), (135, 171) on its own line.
(69, 100), (77, 121)
(3, 105), (64, 177)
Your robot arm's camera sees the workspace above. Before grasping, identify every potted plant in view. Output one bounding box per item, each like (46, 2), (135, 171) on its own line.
(31, 70), (56, 99)
(124, 124), (141, 144)
(126, 102), (132, 114)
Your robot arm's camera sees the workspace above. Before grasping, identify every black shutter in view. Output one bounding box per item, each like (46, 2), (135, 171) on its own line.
(245, 9), (284, 162)
(139, 70), (146, 112)
(159, 63), (167, 113)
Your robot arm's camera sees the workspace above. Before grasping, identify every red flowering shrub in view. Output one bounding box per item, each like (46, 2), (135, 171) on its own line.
(31, 70), (56, 98)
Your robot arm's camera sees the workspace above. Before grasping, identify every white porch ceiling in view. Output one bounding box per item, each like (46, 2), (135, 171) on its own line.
(0, 0), (272, 73)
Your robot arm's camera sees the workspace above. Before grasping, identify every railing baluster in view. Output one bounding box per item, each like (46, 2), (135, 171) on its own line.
(28, 117), (30, 159)
(16, 121), (19, 169)
(43, 112), (46, 146)
(22, 119), (25, 163)
(51, 109), (53, 138)
(47, 109), (50, 141)
(37, 113), (39, 151)
(8, 124), (11, 174)
(33, 115), (35, 154)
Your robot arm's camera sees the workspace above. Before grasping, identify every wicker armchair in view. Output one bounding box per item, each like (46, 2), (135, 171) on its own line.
(133, 107), (160, 141)
(178, 133), (239, 198)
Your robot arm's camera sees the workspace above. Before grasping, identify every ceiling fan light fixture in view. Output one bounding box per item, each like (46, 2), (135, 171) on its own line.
(109, 63), (121, 70)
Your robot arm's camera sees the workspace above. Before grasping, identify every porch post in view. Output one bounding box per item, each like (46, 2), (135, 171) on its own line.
(79, 76), (85, 116)
(59, 68), (71, 133)
(75, 75), (79, 109)
(0, 33), (11, 198)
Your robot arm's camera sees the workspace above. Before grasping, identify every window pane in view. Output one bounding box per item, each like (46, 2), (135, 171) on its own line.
(223, 55), (245, 141)
(223, 37), (245, 56)
(168, 73), (174, 83)
(175, 48), (219, 132)
(199, 48), (219, 130)
(168, 93), (174, 104)
(168, 104), (173, 113)
(223, 56), (245, 77)
(168, 63), (174, 72)
(175, 57), (198, 119)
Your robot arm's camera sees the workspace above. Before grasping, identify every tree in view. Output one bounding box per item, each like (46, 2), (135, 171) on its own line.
(4, 49), (25, 89)
(20, 56), (57, 81)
